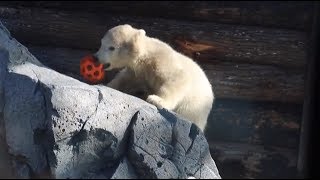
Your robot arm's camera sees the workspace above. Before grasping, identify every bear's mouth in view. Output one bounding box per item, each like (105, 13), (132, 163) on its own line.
(92, 54), (112, 71)
(103, 63), (111, 69)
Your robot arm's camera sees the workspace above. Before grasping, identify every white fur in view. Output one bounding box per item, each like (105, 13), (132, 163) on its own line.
(95, 24), (214, 131)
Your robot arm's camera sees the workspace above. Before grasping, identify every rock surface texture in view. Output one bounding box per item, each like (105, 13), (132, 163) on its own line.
(0, 21), (221, 179)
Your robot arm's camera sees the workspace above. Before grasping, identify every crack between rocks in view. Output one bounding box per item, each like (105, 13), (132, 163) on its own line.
(170, 120), (201, 178)
(192, 144), (203, 178)
(77, 87), (103, 134)
(186, 139), (195, 155)
(175, 139), (187, 154)
(186, 125), (199, 155)
(105, 110), (140, 179)
(117, 110), (139, 153)
(194, 163), (204, 178)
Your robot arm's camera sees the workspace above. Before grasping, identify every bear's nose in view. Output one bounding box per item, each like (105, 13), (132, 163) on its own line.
(104, 63), (111, 69)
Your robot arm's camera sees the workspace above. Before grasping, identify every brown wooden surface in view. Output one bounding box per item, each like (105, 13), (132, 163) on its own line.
(0, 6), (308, 70)
(209, 141), (298, 178)
(0, 1), (313, 31)
(27, 46), (304, 103)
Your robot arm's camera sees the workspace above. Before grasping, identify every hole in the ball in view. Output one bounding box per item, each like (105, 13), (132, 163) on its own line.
(87, 65), (93, 71)
(82, 67), (86, 73)
(87, 74), (92, 78)
(94, 71), (100, 77)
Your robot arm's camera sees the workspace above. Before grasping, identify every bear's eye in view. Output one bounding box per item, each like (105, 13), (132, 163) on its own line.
(108, 46), (115, 51)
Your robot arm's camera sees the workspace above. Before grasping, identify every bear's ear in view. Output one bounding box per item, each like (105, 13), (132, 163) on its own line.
(132, 29), (146, 43)
(128, 29), (146, 56)
(138, 29), (146, 36)
(123, 24), (133, 29)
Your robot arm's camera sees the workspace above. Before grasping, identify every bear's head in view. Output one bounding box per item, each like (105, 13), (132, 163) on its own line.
(94, 24), (146, 71)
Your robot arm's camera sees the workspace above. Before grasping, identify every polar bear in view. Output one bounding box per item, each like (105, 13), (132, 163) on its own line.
(94, 24), (214, 131)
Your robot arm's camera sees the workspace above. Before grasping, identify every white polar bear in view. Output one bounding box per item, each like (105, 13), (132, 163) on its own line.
(94, 24), (214, 131)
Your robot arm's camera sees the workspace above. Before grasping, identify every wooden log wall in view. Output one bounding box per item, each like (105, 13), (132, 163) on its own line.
(0, 1), (313, 178)
(0, 6), (307, 103)
(0, 1), (313, 31)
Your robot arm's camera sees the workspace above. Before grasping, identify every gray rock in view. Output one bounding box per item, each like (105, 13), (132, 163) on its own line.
(0, 47), (6, 113)
(11, 161), (31, 179)
(129, 109), (221, 179)
(0, 21), (221, 179)
(111, 157), (138, 179)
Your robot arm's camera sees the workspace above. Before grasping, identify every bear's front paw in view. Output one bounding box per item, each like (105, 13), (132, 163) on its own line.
(146, 95), (164, 109)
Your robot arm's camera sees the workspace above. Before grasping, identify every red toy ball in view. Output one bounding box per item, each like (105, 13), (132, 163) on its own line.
(80, 55), (105, 84)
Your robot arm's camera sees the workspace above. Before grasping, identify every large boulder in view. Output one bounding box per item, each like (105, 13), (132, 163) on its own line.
(0, 21), (221, 179)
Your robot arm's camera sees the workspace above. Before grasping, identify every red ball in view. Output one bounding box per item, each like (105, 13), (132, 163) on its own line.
(80, 55), (105, 84)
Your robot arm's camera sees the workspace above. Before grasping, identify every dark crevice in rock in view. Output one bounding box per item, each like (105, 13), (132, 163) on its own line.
(127, 111), (158, 179)
(189, 124), (200, 141)
(96, 87), (103, 103)
(158, 108), (177, 126)
(117, 111), (139, 157)
(115, 111), (140, 175)
(173, 138), (187, 154)
(194, 163), (203, 177)
(37, 85), (59, 175)
(128, 148), (157, 179)
(186, 124), (200, 154)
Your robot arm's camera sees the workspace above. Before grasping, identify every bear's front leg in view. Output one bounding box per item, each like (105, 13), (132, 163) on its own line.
(107, 68), (132, 90)
(146, 81), (187, 111)
(107, 68), (146, 96)
(146, 94), (179, 111)
(146, 95), (166, 109)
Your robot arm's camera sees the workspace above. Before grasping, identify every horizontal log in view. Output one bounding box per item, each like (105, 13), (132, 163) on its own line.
(27, 45), (304, 103)
(0, 1), (313, 31)
(202, 63), (304, 103)
(208, 141), (298, 178)
(0, 6), (307, 70)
